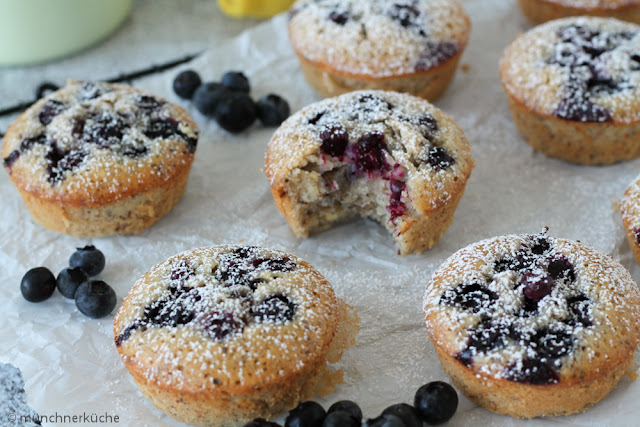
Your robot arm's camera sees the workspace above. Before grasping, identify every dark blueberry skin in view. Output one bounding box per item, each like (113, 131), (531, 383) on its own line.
(193, 82), (228, 117)
(322, 410), (359, 427)
(137, 95), (163, 110)
(285, 401), (326, 427)
(329, 10), (349, 25)
(144, 117), (180, 140)
(21, 267), (57, 303)
(253, 294), (297, 323)
(38, 99), (66, 125)
(328, 400), (362, 423)
(243, 419), (282, 427)
(426, 146), (455, 170)
(388, 3), (421, 28)
(75, 280), (117, 318)
(319, 124), (349, 157)
(566, 294), (592, 327)
(348, 132), (390, 176)
(521, 272), (555, 301)
(381, 403), (422, 427)
(547, 254), (575, 282)
(215, 92), (257, 133)
(416, 41), (459, 70)
(45, 145), (87, 183)
(173, 70), (202, 100)
(56, 267), (89, 299)
(503, 357), (559, 385)
(440, 281), (498, 313)
(256, 94), (290, 127)
(221, 71), (251, 93)
(414, 381), (458, 425)
(387, 178), (407, 220)
(364, 414), (405, 427)
(69, 245), (106, 276)
(199, 311), (245, 340)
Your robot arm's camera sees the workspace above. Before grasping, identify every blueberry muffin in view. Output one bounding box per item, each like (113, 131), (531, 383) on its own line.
(519, 0), (640, 25)
(114, 245), (359, 427)
(423, 232), (640, 418)
(620, 174), (640, 266)
(265, 90), (474, 256)
(1, 80), (198, 236)
(288, 0), (470, 100)
(500, 17), (640, 165)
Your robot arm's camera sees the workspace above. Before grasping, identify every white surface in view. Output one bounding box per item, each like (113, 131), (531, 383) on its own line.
(2, 0), (640, 426)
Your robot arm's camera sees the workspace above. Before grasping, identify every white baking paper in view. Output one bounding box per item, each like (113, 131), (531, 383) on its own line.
(2, 1), (640, 425)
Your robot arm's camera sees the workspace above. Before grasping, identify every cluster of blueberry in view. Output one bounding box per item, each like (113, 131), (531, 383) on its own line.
(173, 70), (290, 133)
(245, 381), (458, 427)
(20, 245), (116, 319)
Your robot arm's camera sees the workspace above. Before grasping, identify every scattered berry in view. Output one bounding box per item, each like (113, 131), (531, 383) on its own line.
(256, 94), (290, 126)
(364, 414), (405, 427)
(56, 267), (89, 299)
(69, 245), (105, 276)
(414, 381), (458, 424)
(215, 93), (257, 133)
(75, 280), (117, 318)
(193, 82), (227, 117)
(285, 401), (326, 427)
(327, 400), (362, 423)
(221, 71), (250, 93)
(381, 404), (421, 427)
(20, 267), (57, 302)
(173, 70), (202, 100)
(322, 410), (359, 427)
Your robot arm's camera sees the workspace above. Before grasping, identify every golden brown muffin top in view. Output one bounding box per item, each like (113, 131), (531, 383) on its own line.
(1, 80), (198, 207)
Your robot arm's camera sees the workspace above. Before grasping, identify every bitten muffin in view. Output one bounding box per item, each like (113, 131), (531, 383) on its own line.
(423, 232), (640, 418)
(1, 80), (198, 237)
(500, 17), (640, 165)
(114, 245), (359, 427)
(620, 173), (640, 266)
(265, 90), (474, 256)
(288, 0), (470, 100)
(519, 0), (640, 25)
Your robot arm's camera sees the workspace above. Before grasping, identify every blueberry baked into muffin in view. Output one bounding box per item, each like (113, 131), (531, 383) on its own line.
(114, 245), (358, 427)
(500, 17), (640, 164)
(1, 80), (198, 236)
(423, 232), (640, 418)
(620, 174), (640, 266)
(265, 90), (474, 255)
(288, 0), (470, 100)
(519, 0), (640, 25)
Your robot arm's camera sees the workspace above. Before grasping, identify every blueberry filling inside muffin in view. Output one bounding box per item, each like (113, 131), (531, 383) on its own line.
(439, 234), (594, 385)
(547, 24), (639, 122)
(2, 82), (198, 185)
(115, 246), (299, 346)
(306, 93), (455, 224)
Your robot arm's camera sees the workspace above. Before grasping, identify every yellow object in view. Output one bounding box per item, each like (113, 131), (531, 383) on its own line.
(217, 0), (295, 18)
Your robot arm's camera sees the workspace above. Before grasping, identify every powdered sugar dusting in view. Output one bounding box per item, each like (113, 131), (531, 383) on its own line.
(501, 17), (640, 123)
(115, 245), (341, 390)
(289, 0), (469, 77)
(1, 80), (198, 204)
(424, 232), (640, 383)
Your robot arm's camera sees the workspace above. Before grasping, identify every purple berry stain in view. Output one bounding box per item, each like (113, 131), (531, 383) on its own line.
(348, 132), (390, 177)
(319, 124), (349, 157)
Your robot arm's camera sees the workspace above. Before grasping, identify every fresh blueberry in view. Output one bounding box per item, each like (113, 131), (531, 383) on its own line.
(322, 410), (359, 427)
(243, 418), (282, 427)
(414, 381), (458, 424)
(327, 400), (362, 423)
(215, 92), (257, 133)
(381, 403), (421, 427)
(221, 71), (250, 93)
(20, 267), (57, 302)
(173, 70), (202, 100)
(256, 94), (290, 126)
(56, 267), (89, 299)
(285, 401), (326, 427)
(193, 82), (228, 117)
(75, 280), (117, 318)
(364, 414), (405, 427)
(69, 245), (105, 276)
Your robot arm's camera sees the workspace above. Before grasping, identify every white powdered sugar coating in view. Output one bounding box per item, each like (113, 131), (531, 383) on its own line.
(423, 233), (640, 382)
(501, 17), (640, 123)
(288, 0), (469, 77)
(622, 173), (640, 238)
(1, 80), (197, 203)
(266, 90), (471, 212)
(115, 245), (338, 389)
